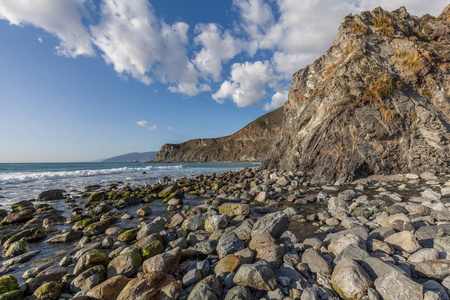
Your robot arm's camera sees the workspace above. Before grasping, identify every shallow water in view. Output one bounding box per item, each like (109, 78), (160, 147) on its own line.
(0, 162), (259, 207)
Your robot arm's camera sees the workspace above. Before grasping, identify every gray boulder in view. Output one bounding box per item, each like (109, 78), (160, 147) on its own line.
(251, 211), (289, 239)
(374, 271), (423, 300)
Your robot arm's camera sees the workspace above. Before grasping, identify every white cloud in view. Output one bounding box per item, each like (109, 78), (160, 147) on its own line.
(136, 121), (157, 130)
(193, 23), (242, 82)
(264, 90), (288, 110)
(1, 0), (447, 108)
(91, 0), (209, 95)
(213, 61), (277, 107)
(0, 0), (94, 57)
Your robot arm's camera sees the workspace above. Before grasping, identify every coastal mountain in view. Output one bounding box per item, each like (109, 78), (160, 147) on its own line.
(151, 106), (283, 163)
(102, 151), (157, 163)
(264, 6), (450, 182)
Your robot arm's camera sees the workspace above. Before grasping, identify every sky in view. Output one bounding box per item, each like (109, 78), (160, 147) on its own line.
(0, 0), (447, 162)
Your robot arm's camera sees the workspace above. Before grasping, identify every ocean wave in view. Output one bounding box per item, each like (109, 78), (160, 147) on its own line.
(0, 165), (183, 185)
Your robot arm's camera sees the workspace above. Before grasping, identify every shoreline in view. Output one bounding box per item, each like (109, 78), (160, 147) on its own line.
(0, 168), (449, 299)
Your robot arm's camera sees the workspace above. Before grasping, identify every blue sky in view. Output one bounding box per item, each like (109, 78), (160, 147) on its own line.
(0, 0), (447, 162)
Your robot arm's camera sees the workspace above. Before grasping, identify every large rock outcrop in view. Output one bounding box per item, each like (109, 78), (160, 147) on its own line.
(264, 6), (450, 183)
(151, 106), (283, 162)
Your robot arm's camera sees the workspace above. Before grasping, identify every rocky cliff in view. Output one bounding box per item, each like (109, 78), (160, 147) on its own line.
(264, 6), (450, 183)
(151, 106), (283, 162)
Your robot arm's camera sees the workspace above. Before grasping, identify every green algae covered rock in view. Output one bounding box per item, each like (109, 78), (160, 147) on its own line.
(83, 218), (117, 236)
(0, 290), (23, 300)
(88, 192), (108, 202)
(118, 229), (139, 243)
(0, 275), (19, 294)
(142, 240), (164, 260)
(107, 252), (142, 277)
(5, 238), (29, 258)
(33, 281), (62, 300)
(219, 203), (251, 217)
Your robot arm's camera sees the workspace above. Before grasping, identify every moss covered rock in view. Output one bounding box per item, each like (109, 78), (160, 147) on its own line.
(107, 252), (142, 278)
(5, 238), (29, 258)
(83, 218), (117, 236)
(0, 275), (18, 294)
(10, 200), (34, 213)
(142, 240), (164, 260)
(118, 229), (139, 243)
(74, 249), (109, 275)
(136, 205), (152, 217)
(73, 218), (94, 230)
(88, 192), (108, 202)
(219, 203), (251, 217)
(33, 281), (62, 300)
(0, 290), (23, 300)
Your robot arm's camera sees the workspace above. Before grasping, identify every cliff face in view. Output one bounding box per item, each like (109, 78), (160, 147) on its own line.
(264, 6), (450, 183)
(151, 106), (283, 163)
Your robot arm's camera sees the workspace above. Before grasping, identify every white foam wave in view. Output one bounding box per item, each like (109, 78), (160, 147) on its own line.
(0, 165), (183, 185)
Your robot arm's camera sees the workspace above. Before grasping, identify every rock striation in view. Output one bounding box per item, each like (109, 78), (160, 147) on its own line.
(264, 6), (450, 182)
(151, 106), (283, 163)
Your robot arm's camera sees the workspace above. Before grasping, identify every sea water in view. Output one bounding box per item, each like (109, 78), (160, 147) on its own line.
(0, 162), (259, 206)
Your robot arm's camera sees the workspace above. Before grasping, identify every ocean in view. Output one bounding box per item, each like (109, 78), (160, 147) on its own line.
(0, 162), (260, 207)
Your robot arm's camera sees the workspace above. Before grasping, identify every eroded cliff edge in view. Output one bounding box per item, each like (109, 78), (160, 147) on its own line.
(151, 106), (283, 163)
(264, 6), (450, 183)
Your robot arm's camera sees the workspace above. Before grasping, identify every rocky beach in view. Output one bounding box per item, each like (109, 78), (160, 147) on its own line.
(1, 167), (450, 300)
(1, 3), (449, 300)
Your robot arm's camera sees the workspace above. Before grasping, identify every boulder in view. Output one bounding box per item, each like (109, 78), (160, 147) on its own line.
(214, 254), (243, 276)
(0, 275), (19, 294)
(218, 203), (251, 217)
(374, 271), (423, 300)
(107, 252), (141, 278)
(136, 205), (152, 217)
(37, 189), (65, 201)
(5, 237), (29, 258)
(33, 281), (62, 300)
(384, 231), (422, 253)
(143, 247), (181, 274)
(361, 257), (407, 280)
(70, 265), (107, 293)
(334, 244), (370, 263)
(328, 233), (366, 256)
(331, 258), (373, 300)
(408, 248), (440, 264)
(182, 214), (208, 232)
(83, 218), (118, 236)
(117, 229), (139, 243)
(416, 259), (450, 280)
(251, 211), (289, 239)
(204, 215), (228, 232)
(86, 275), (130, 300)
(224, 285), (252, 300)
(28, 266), (67, 292)
(254, 242), (285, 269)
(217, 231), (245, 259)
(302, 249), (332, 275)
(0, 209), (33, 225)
(233, 263), (278, 291)
(46, 230), (83, 243)
(74, 249), (108, 275)
(116, 272), (180, 300)
(380, 214), (410, 228)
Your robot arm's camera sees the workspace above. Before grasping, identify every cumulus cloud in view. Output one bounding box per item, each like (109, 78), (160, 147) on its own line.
(264, 90), (289, 111)
(136, 121), (157, 130)
(193, 23), (242, 82)
(0, 0), (94, 57)
(213, 61), (277, 107)
(1, 0), (447, 109)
